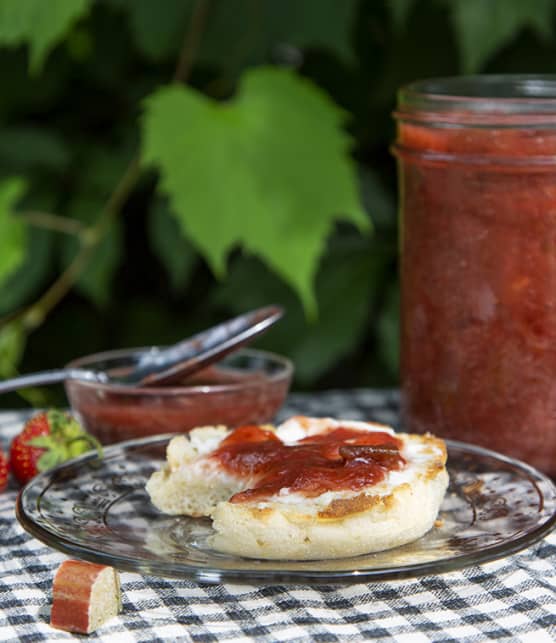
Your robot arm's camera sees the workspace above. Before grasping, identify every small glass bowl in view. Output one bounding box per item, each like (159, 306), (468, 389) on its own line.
(65, 348), (293, 444)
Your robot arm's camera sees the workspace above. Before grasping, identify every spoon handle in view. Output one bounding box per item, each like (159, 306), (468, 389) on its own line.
(0, 369), (105, 394)
(138, 305), (284, 386)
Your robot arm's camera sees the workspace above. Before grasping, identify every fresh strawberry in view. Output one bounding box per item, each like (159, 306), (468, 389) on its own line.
(0, 449), (9, 492)
(10, 410), (102, 485)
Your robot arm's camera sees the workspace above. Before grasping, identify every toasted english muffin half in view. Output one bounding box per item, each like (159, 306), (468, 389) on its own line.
(146, 416), (449, 560)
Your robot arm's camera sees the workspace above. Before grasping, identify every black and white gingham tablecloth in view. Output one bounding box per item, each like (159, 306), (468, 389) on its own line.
(1, 391), (555, 642)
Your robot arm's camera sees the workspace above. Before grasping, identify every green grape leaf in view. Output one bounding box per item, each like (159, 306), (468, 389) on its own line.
(142, 67), (368, 315)
(0, 0), (92, 74)
(0, 126), (70, 172)
(0, 178), (28, 288)
(148, 198), (198, 293)
(213, 234), (388, 385)
(62, 196), (122, 308)
(450, 0), (554, 73)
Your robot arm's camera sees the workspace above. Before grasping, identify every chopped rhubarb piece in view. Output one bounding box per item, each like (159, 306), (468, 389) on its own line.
(50, 560), (121, 634)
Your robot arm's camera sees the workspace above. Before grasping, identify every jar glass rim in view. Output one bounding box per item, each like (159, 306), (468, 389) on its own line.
(401, 75), (556, 103)
(396, 75), (556, 126)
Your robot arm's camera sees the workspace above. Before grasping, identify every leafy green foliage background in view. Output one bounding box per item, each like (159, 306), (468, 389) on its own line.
(0, 0), (553, 407)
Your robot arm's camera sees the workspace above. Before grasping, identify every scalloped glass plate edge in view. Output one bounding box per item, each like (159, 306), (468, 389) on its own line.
(15, 434), (556, 584)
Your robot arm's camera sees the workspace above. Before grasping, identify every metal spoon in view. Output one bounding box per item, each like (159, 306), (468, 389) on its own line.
(0, 305), (283, 394)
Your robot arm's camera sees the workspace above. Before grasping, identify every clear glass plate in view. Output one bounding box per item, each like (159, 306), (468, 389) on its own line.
(16, 434), (556, 584)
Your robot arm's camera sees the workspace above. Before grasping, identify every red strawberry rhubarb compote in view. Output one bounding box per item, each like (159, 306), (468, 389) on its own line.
(393, 75), (556, 478)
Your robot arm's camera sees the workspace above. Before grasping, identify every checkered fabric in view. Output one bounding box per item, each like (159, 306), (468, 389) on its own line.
(0, 392), (555, 642)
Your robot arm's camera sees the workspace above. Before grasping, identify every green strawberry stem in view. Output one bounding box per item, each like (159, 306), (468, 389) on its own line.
(67, 434), (103, 460)
(27, 410), (103, 473)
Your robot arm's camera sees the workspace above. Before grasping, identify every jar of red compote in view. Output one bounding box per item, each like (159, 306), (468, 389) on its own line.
(393, 75), (556, 478)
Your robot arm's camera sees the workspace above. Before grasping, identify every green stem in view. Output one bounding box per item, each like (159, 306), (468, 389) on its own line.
(67, 434), (104, 459)
(19, 211), (85, 236)
(173, 0), (211, 83)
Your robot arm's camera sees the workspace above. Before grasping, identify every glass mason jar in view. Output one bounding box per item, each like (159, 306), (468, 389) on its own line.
(393, 75), (556, 478)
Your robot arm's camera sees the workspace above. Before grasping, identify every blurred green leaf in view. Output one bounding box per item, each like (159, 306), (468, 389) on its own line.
(0, 50), (71, 120)
(0, 321), (46, 408)
(200, 0), (358, 74)
(76, 142), (135, 198)
(264, 0), (358, 63)
(0, 321), (26, 378)
(0, 178), (28, 288)
(115, 297), (191, 348)
(0, 320), (48, 406)
(387, 0), (418, 32)
(0, 184), (56, 316)
(449, 0), (554, 73)
(0, 227), (51, 316)
(359, 169), (396, 230)
(62, 196), (122, 308)
(0, 126), (70, 173)
(214, 235), (387, 384)
(57, 140), (132, 309)
(148, 198), (198, 292)
(0, 0), (92, 74)
(65, 26), (94, 63)
(74, 3), (135, 88)
(112, 0), (194, 61)
(111, 0), (358, 79)
(142, 67), (368, 315)
(79, 227), (122, 308)
(372, 1), (459, 107)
